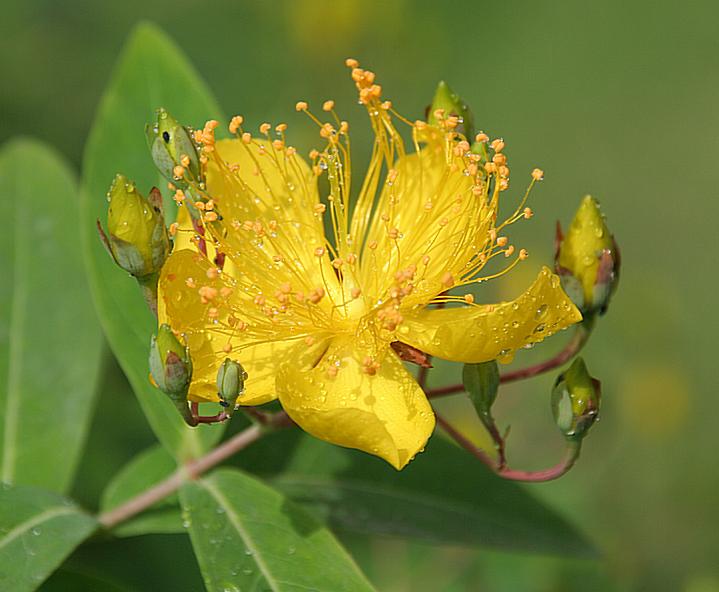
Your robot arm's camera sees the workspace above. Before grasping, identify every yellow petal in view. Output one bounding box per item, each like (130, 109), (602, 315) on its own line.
(277, 336), (435, 470)
(356, 127), (494, 305)
(159, 249), (296, 405)
(205, 138), (333, 295)
(400, 267), (582, 364)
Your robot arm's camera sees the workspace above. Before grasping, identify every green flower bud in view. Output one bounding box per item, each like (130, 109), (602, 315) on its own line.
(216, 358), (248, 411)
(149, 324), (193, 399)
(551, 357), (601, 441)
(145, 108), (200, 184)
(427, 81), (475, 140)
(556, 195), (620, 316)
(105, 174), (169, 278)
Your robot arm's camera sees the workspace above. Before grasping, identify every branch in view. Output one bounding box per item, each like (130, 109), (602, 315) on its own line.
(499, 325), (590, 384)
(435, 413), (498, 470)
(437, 411), (582, 483)
(98, 412), (290, 530)
(497, 441), (581, 482)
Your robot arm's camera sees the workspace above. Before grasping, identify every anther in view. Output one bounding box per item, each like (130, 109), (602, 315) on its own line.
(229, 115), (244, 134)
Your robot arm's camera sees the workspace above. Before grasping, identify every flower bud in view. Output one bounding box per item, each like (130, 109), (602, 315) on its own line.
(216, 358), (248, 411)
(551, 357), (600, 441)
(105, 174), (169, 278)
(145, 108), (200, 184)
(149, 324), (192, 399)
(556, 195), (619, 316)
(427, 81), (475, 140)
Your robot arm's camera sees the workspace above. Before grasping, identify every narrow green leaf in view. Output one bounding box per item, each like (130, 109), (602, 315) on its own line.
(463, 361), (500, 417)
(80, 22), (226, 460)
(462, 361), (502, 438)
(0, 140), (103, 494)
(275, 435), (596, 557)
(0, 483), (97, 592)
(100, 445), (183, 537)
(180, 468), (376, 592)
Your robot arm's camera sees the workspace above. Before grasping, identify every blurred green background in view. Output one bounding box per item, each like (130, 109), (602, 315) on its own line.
(2, 0), (717, 590)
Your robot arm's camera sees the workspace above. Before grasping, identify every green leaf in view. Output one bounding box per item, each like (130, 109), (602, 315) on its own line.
(274, 435), (596, 558)
(80, 22), (226, 460)
(463, 361), (500, 417)
(100, 445), (183, 537)
(40, 569), (130, 592)
(180, 468), (376, 592)
(462, 361), (502, 440)
(0, 140), (103, 494)
(0, 483), (97, 592)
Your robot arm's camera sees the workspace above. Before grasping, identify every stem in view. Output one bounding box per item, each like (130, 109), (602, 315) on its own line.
(499, 324), (590, 384)
(137, 273), (159, 318)
(426, 324), (592, 399)
(435, 413), (498, 470)
(98, 414), (289, 530)
(498, 441), (581, 482)
(437, 411), (582, 483)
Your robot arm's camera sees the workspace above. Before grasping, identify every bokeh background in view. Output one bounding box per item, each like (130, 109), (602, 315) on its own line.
(2, 1), (717, 590)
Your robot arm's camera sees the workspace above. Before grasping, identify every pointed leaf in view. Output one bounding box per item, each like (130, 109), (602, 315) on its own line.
(0, 140), (103, 494)
(274, 435), (596, 557)
(0, 483), (97, 592)
(180, 469), (376, 592)
(462, 361), (503, 444)
(80, 22), (226, 460)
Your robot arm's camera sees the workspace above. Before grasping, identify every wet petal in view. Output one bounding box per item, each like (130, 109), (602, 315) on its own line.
(159, 249), (300, 405)
(205, 138), (333, 294)
(277, 336), (435, 470)
(357, 128), (494, 304)
(400, 267), (582, 364)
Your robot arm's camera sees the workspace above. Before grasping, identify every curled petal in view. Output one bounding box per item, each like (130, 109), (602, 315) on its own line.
(400, 267), (582, 364)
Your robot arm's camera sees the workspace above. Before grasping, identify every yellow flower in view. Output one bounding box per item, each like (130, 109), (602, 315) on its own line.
(157, 60), (581, 469)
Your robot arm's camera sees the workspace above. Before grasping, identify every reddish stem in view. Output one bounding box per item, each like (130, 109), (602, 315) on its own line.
(499, 326), (589, 384)
(437, 412), (581, 483)
(435, 413), (498, 470)
(497, 443), (581, 482)
(426, 325), (590, 399)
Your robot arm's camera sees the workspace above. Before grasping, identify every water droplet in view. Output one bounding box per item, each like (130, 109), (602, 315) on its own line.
(31, 527), (41, 536)
(535, 304), (548, 319)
